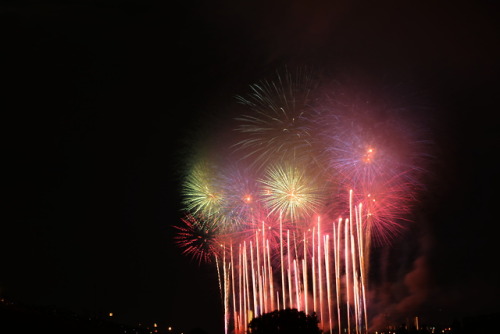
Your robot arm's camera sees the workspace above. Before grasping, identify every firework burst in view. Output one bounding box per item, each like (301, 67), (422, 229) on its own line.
(173, 214), (223, 265)
(218, 163), (262, 228)
(232, 67), (324, 172)
(174, 68), (431, 334)
(259, 162), (326, 223)
(318, 81), (430, 191)
(181, 160), (225, 228)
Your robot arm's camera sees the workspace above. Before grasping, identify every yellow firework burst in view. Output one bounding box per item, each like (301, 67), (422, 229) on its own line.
(181, 160), (224, 222)
(259, 163), (325, 222)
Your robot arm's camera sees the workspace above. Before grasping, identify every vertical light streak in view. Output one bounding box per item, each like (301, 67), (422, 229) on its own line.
(357, 204), (369, 334)
(258, 270), (263, 317)
(250, 241), (257, 316)
(348, 189), (354, 334)
(345, 218), (351, 334)
(324, 234), (333, 334)
(302, 258), (308, 315)
(255, 229), (262, 315)
(230, 245), (237, 334)
(334, 219), (342, 334)
(280, 213), (286, 310)
(317, 217), (324, 329)
(287, 229), (293, 308)
(276, 291), (280, 311)
(263, 265), (268, 314)
(223, 246), (229, 334)
(216, 254), (223, 302)
(243, 242), (250, 327)
(238, 245), (243, 333)
(312, 226), (317, 315)
(303, 232), (309, 315)
(294, 259), (300, 311)
(350, 228), (358, 334)
(262, 221), (268, 314)
(267, 239), (274, 311)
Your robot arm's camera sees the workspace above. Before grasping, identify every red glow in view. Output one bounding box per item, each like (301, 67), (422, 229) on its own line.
(362, 147), (375, 163)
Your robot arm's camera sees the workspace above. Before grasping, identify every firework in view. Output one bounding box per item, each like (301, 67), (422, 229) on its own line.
(259, 162), (326, 223)
(323, 114), (423, 189)
(181, 160), (226, 229)
(173, 213), (223, 265)
(174, 68), (429, 334)
(232, 67), (324, 172)
(217, 163), (262, 228)
(315, 82), (430, 248)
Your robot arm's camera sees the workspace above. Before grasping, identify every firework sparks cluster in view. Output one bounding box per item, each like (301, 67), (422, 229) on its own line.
(174, 68), (428, 334)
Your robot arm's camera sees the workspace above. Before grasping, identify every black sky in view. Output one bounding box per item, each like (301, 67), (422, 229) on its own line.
(2, 1), (500, 333)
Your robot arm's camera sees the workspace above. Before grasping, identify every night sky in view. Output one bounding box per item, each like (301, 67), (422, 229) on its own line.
(2, 1), (499, 334)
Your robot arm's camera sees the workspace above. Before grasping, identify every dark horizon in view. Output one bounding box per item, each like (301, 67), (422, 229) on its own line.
(2, 1), (499, 334)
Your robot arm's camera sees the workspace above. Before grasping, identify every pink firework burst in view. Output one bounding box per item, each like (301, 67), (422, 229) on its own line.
(173, 214), (225, 265)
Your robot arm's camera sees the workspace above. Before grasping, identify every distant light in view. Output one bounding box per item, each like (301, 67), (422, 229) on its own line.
(109, 312), (113, 317)
(154, 323), (157, 328)
(168, 327), (172, 331)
